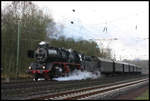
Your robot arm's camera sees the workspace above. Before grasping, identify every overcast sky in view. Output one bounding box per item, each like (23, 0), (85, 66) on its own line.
(2, 1), (149, 60)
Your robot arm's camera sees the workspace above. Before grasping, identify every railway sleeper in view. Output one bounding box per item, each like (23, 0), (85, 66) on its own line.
(80, 79), (148, 100)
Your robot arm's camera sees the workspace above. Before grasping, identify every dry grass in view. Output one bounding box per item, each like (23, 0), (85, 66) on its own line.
(1, 73), (32, 80)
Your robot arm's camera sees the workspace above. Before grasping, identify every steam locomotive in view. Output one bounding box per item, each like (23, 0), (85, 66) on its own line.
(27, 41), (142, 81)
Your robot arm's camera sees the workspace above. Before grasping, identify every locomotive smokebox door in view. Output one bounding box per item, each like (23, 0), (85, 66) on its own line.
(27, 50), (34, 58)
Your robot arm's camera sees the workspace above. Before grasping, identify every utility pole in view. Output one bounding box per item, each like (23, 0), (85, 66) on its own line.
(16, 18), (21, 79)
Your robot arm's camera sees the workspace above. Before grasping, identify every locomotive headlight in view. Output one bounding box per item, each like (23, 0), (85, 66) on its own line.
(42, 66), (46, 69)
(29, 66), (32, 70)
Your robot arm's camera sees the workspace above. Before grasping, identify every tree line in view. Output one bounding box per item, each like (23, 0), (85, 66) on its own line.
(1, 1), (112, 79)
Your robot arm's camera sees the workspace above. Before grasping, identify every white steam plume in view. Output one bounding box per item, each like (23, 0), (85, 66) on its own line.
(53, 70), (101, 81)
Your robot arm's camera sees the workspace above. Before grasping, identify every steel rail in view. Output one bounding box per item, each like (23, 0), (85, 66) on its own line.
(27, 78), (148, 100)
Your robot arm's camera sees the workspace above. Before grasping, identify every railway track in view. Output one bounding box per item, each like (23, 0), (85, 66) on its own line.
(1, 75), (148, 100)
(26, 78), (149, 100)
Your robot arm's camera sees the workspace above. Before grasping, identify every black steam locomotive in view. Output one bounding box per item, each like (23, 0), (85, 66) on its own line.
(27, 41), (142, 81)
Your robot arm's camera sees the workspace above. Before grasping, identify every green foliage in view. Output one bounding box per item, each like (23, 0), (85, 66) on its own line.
(47, 37), (111, 58)
(1, 1), (112, 79)
(135, 89), (149, 100)
(2, 1), (53, 78)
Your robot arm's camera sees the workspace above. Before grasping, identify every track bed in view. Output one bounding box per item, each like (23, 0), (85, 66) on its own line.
(1, 74), (148, 100)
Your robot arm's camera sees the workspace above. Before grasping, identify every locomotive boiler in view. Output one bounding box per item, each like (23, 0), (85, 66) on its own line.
(27, 41), (142, 81)
(27, 41), (84, 81)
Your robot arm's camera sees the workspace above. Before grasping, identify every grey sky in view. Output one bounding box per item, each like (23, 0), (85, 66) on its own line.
(2, 1), (149, 60)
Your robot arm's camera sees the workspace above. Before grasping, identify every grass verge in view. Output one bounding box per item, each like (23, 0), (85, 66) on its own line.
(135, 89), (149, 100)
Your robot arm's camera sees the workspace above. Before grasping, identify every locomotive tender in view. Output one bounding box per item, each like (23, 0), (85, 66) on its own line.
(27, 41), (142, 81)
